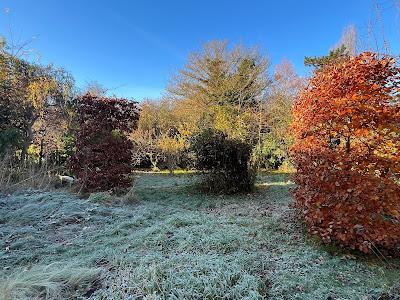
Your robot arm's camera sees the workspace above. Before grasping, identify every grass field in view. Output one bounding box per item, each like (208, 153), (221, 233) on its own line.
(0, 173), (399, 299)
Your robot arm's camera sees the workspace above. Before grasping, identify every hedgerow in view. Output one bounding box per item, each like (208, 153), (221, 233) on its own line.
(71, 94), (139, 193)
(291, 52), (400, 254)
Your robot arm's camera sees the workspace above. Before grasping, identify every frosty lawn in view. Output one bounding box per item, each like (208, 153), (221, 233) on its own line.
(0, 173), (399, 299)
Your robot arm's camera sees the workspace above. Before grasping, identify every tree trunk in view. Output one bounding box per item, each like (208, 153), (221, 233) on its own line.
(39, 138), (44, 167)
(21, 121), (34, 161)
(346, 136), (351, 153)
(149, 153), (159, 171)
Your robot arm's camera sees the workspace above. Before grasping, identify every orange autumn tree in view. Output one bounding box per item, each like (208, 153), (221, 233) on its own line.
(291, 52), (400, 254)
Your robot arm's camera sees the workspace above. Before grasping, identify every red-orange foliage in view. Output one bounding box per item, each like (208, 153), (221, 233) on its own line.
(71, 94), (139, 192)
(291, 52), (400, 254)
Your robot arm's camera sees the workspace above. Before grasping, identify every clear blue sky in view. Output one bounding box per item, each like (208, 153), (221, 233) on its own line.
(0, 0), (399, 100)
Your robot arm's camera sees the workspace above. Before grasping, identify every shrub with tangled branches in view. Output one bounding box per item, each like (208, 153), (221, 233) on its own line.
(291, 53), (400, 254)
(71, 94), (139, 193)
(191, 128), (255, 194)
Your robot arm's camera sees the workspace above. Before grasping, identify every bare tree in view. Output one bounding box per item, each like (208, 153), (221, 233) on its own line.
(333, 24), (358, 56)
(0, 8), (40, 60)
(82, 81), (108, 97)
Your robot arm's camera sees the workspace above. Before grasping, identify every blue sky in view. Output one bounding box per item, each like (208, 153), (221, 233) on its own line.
(0, 0), (399, 100)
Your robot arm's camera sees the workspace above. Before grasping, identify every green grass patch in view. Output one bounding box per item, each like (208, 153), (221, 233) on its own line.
(0, 173), (399, 299)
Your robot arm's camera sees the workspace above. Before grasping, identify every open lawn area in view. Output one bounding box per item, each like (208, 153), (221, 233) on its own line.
(1, 173), (399, 300)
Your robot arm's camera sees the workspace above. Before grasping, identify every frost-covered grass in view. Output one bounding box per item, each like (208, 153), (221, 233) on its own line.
(0, 173), (399, 299)
(0, 264), (101, 300)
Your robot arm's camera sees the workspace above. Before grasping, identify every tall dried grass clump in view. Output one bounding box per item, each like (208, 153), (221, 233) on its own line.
(0, 264), (101, 300)
(0, 156), (60, 193)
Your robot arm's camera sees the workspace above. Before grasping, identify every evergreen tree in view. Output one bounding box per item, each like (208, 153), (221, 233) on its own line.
(304, 45), (350, 69)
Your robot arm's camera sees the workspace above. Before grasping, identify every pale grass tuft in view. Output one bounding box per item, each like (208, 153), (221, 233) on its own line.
(121, 185), (137, 204)
(0, 264), (101, 300)
(87, 191), (112, 203)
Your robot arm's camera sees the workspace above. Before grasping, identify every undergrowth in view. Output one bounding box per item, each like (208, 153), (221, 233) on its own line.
(0, 157), (60, 193)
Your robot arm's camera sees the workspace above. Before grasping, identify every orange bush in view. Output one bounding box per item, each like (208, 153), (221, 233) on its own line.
(291, 52), (400, 254)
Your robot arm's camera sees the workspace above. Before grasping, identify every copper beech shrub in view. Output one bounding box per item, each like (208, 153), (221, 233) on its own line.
(291, 52), (400, 254)
(71, 94), (139, 193)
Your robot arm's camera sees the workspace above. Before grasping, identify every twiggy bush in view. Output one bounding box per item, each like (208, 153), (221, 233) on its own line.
(191, 129), (255, 194)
